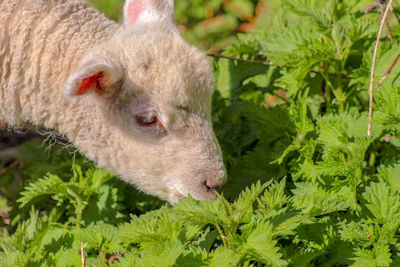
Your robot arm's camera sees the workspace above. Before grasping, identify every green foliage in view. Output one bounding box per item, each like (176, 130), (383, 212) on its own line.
(2, 0), (400, 265)
(351, 245), (392, 267)
(88, 0), (276, 51)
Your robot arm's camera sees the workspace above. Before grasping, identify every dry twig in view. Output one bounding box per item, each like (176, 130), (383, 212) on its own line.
(367, 0), (393, 139)
(223, 0), (256, 23)
(375, 51), (400, 89)
(365, 0), (380, 13)
(364, 1), (394, 42)
(384, 20), (394, 43)
(107, 253), (123, 265)
(207, 53), (273, 66)
(0, 160), (20, 176)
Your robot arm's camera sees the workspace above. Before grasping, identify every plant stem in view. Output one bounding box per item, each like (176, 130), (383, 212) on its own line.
(76, 207), (82, 229)
(345, 87), (357, 100)
(74, 201), (85, 229)
(369, 151), (376, 168)
(339, 101), (344, 113)
(320, 70), (334, 113)
(326, 84), (331, 113)
(215, 224), (228, 247)
(99, 251), (106, 266)
(81, 242), (86, 267)
(336, 61), (345, 113)
(367, 0), (393, 138)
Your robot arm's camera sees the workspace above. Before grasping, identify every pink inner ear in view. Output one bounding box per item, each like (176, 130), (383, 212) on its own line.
(127, 0), (145, 25)
(76, 72), (105, 95)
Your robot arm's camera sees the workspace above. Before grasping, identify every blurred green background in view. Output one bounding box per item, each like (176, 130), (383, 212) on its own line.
(88, 0), (280, 51)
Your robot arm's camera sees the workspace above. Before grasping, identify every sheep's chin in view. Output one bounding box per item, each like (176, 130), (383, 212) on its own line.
(165, 179), (184, 203)
(166, 180), (218, 204)
(168, 192), (185, 204)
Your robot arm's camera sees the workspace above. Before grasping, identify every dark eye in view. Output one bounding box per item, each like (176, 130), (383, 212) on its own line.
(134, 112), (160, 127)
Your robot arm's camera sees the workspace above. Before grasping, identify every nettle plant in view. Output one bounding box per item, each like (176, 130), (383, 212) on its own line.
(2, 0), (400, 266)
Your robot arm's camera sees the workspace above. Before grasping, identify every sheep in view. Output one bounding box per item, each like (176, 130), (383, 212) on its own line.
(0, 0), (227, 203)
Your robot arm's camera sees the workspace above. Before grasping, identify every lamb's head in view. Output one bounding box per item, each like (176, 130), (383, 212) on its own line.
(62, 0), (226, 203)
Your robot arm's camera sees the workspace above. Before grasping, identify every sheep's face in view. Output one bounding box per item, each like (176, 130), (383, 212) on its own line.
(107, 32), (227, 203)
(62, 0), (227, 203)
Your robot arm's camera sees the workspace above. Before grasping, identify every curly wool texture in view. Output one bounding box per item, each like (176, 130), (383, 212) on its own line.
(0, 0), (226, 203)
(0, 0), (117, 126)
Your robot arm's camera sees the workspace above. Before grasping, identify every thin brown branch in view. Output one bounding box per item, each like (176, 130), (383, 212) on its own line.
(107, 253), (122, 265)
(364, 0), (394, 43)
(223, 0), (256, 23)
(365, 2), (379, 13)
(375, 51), (400, 89)
(368, 0), (393, 139)
(0, 160), (20, 176)
(255, 0), (266, 17)
(207, 53), (274, 66)
(384, 20), (394, 43)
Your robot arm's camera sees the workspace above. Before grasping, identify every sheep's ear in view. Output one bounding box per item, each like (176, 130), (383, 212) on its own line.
(63, 55), (122, 99)
(123, 0), (174, 26)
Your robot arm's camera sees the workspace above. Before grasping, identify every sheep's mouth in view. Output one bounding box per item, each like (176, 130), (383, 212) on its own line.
(203, 180), (219, 193)
(167, 181), (218, 203)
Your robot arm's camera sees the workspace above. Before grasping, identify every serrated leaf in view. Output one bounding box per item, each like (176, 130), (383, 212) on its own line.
(17, 175), (67, 208)
(175, 247), (207, 267)
(378, 161), (400, 193)
(208, 246), (239, 267)
(258, 179), (288, 211)
(120, 207), (181, 249)
(135, 240), (184, 267)
(351, 245), (392, 267)
(362, 182), (400, 223)
(292, 182), (353, 216)
(231, 181), (271, 224)
(242, 221), (287, 266)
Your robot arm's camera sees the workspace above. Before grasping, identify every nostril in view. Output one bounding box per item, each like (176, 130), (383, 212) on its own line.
(204, 179), (220, 192)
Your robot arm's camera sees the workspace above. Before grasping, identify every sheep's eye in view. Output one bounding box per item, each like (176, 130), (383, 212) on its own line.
(134, 112), (159, 127)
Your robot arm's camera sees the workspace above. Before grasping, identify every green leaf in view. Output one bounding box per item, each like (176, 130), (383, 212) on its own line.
(86, 168), (115, 191)
(120, 207), (182, 249)
(231, 181), (271, 224)
(136, 240), (184, 267)
(17, 175), (67, 208)
(82, 184), (125, 225)
(241, 221), (287, 266)
(257, 179), (288, 211)
(340, 221), (372, 247)
(268, 208), (313, 238)
(208, 246), (239, 267)
(175, 247), (207, 267)
(173, 196), (219, 225)
(73, 223), (122, 254)
(215, 59), (270, 99)
(292, 182), (353, 216)
(362, 182), (400, 223)
(377, 161), (400, 193)
(351, 245), (392, 267)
